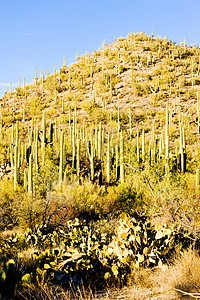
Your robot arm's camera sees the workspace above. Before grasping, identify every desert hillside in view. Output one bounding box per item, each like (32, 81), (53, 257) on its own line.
(0, 32), (200, 299)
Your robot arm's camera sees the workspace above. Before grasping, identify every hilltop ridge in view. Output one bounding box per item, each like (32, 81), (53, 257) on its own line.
(1, 32), (199, 128)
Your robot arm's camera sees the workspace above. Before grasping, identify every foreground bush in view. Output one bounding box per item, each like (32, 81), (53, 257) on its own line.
(0, 213), (192, 298)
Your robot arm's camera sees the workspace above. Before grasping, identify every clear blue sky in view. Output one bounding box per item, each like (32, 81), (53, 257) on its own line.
(0, 0), (200, 97)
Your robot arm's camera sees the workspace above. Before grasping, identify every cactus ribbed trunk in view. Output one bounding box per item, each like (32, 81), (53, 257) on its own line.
(42, 111), (46, 155)
(59, 132), (64, 189)
(77, 138), (80, 180)
(120, 132), (124, 183)
(107, 133), (110, 183)
(90, 140), (94, 182)
(14, 122), (19, 191)
(98, 122), (102, 160)
(137, 130), (140, 163)
(142, 129), (145, 162)
(28, 154), (33, 193)
(165, 102), (169, 159)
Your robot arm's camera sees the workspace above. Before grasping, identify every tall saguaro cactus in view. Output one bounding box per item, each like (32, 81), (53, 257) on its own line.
(107, 133), (110, 183)
(165, 102), (169, 160)
(137, 130), (140, 163)
(42, 111), (46, 154)
(142, 129), (145, 162)
(77, 138), (80, 180)
(90, 139), (94, 182)
(120, 132), (125, 183)
(28, 154), (33, 193)
(14, 121), (19, 191)
(179, 123), (186, 173)
(98, 122), (102, 160)
(59, 132), (64, 189)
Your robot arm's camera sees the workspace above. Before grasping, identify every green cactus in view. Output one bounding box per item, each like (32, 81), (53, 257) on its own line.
(117, 100), (120, 133)
(142, 129), (145, 162)
(24, 169), (28, 192)
(42, 111), (46, 154)
(35, 126), (39, 170)
(28, 154), (33, 193)
(179, 123), (186, 173)
(14, 144), (18, 191)
(120, 132), (125, 183)
(59, 132), (64, 189)
(165, 102), (169, 159)
(137, 130), (140, 163)
(98, 122), (102, 160)
(72, 124), (76, 169)
(107, 133), (110, 183)
(90, 141), (94, 182)
(129, 104), (132, 138)
(77, 138), (80, 180)
(14, 122), (19, 191)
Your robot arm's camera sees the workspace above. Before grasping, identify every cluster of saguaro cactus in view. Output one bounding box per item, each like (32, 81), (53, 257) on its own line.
(3, 32), (200, 195)
(7, 98), (191, 193)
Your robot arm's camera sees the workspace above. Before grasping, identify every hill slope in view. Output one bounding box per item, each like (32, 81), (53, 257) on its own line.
(0, 32), (200, 299)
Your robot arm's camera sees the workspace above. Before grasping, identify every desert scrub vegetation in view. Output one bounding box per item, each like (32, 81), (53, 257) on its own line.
(1, 32), (200, 298)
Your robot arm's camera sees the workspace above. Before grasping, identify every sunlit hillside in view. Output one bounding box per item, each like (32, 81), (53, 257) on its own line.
(0, 32), (200, 299)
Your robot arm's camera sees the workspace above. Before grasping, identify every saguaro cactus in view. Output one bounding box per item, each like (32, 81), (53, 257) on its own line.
(142, 129), (145, 162)
(137, 130), (140, 163)
(90, 140), (94, 182)
(28, 154), (33, 193)
(115, 144), (119, 181)
(77, 138), (80, 180)
(59, 132), (64, 189)
(14, 122), (19, 191)
(165, 102), (169, 160)
(72, 122), (76, 169)
(107, 133), (110, 183)
(14, 144), (19, 191)
(34, 126), (39, 170)
(120, 132), (125, 183)
(98, 122), (102, 160)
(42, 111), (46, 154)
(179, 123), (186, 173)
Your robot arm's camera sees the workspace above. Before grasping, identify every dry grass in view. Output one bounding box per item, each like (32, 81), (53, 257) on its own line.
(165, 248), (200, 298)
(15, 249), (200, 299)
(96, 249), (200, 299)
